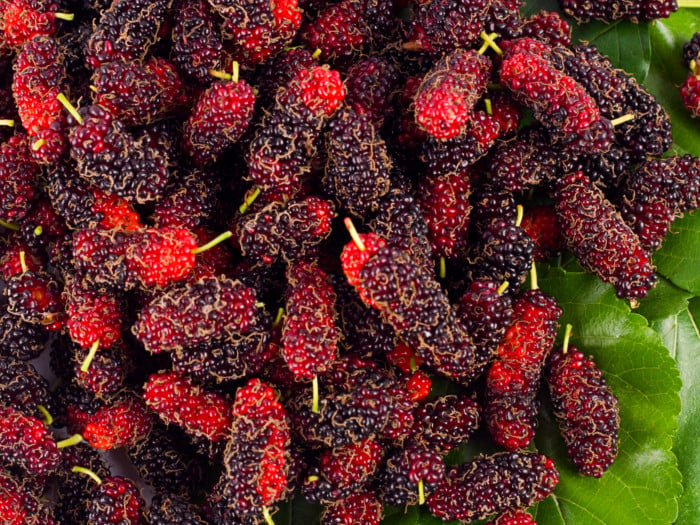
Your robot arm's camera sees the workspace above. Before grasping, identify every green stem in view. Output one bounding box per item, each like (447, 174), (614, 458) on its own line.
(232, 61), (240, 83)
(191, 231), (233, 254)
(272, 307), (284, 329)
(31, 138), (46, 151)
(497, 281), (509, 295)
(72, 466), (102, 485)
(0, 219), (20, 231)
(479, 31), (503, 55)
(530, 264), (538, 291)
(33, 225), (43, 236)
(54, 12), (74, 20)
(611, 113), (635, 127)
(37, 405), (53, 426)
(19, 251), (28, 274)
(515, 204), (524, 228)
(484, 98), (493, 115)
(262, 506), (275, 525)
(57, 93), (82, 125)
(562, 324), (573, 355)
(239, 187), (261, 214)
(57, 434), (83, 448)
(80, 340), (100, 373)
(312, 48), (322, 59)
(344, 218), (366, 251)
(209, 69), (232, 81)
(418, 479), (425, 505)
(311, 376), (320, 414)
(0, 119), (15, 127)
(439, 256), (446, 279)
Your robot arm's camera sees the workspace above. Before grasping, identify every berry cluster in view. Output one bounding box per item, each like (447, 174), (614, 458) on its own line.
(0, 0), (694, 523)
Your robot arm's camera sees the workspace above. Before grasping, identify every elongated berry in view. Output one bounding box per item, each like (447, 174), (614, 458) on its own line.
(553, 171), (656, 300)
(183, 74), (256, 166)
(427, 452), (559, 522)
(546, 344), (620, 477)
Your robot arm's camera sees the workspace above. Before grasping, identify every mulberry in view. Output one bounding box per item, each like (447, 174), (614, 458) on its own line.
(378, 442), (445, 506)
(0, 404), (61, 477)
(66, 103), (171, 205)
(85, 475), (147, 525)
(238, 196), (335, 267)
(546, 339), (620, 477)
(12, 34), (68, 163)
(183, 70), (256, 166)
(322, 492), (383, 525)
(85, 0), (170, 68)
(500, 39), (612, 155)
(0, 134), (39, 222)
(427, 452), (559, 522)
(81, 394), (153, 450)
(91, 57), (184, 126)
(411, 394), (481, 455)
(344, 55), (400, 125)
(553, 171), (657, 300)
(455, 279), (514, 382)
(405, 0), (491, 52)
(324, 106), (392, 217)
(214, 379), (290, 521)
(417, 168), (473, 260)
(342, 237), (478, 384)
(282, 261), (339, 381)
(143, 371), (233, 443)
(485, 287), (561, 451)
(247, 65), (345, 200)
(170, 0), (223, 84)
(413, 49), (492, 140)
(301, 0), (394, 63)
(208, 0), (301, 65)
(557, 0), (678, 22)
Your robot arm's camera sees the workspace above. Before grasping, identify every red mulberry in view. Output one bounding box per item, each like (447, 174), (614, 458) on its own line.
(414, 49), (492, 140)
(485, 288), (561, 451)
(282, 261), (339, 380)
(213, 379), (290, 521)
(183, 72), (256, 166)
(143, 371), (233, 443)
(208, 0), (301, 66)
(91, 57), (184, 127)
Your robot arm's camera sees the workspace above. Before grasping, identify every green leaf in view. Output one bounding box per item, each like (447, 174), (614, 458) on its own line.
(531, 268), (682, 525)
(572, 20), (652, 81)
(635, 275), (693, 321)
(652, 298), (700, 525)
(519, 0), (560, 17)
(653, 210), (700, 295)
(646, 10), (700, 156)
(517, 2), (652, 81)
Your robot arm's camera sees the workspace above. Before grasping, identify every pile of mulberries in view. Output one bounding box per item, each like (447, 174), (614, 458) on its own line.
(0, 0), (695, 523)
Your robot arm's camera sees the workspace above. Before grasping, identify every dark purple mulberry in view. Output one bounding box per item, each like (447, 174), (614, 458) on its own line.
(324, 106), (392, 217)
(427, 452), (559, 522)
(553, 171), (656, 300)
(546, 345), (620, 477)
